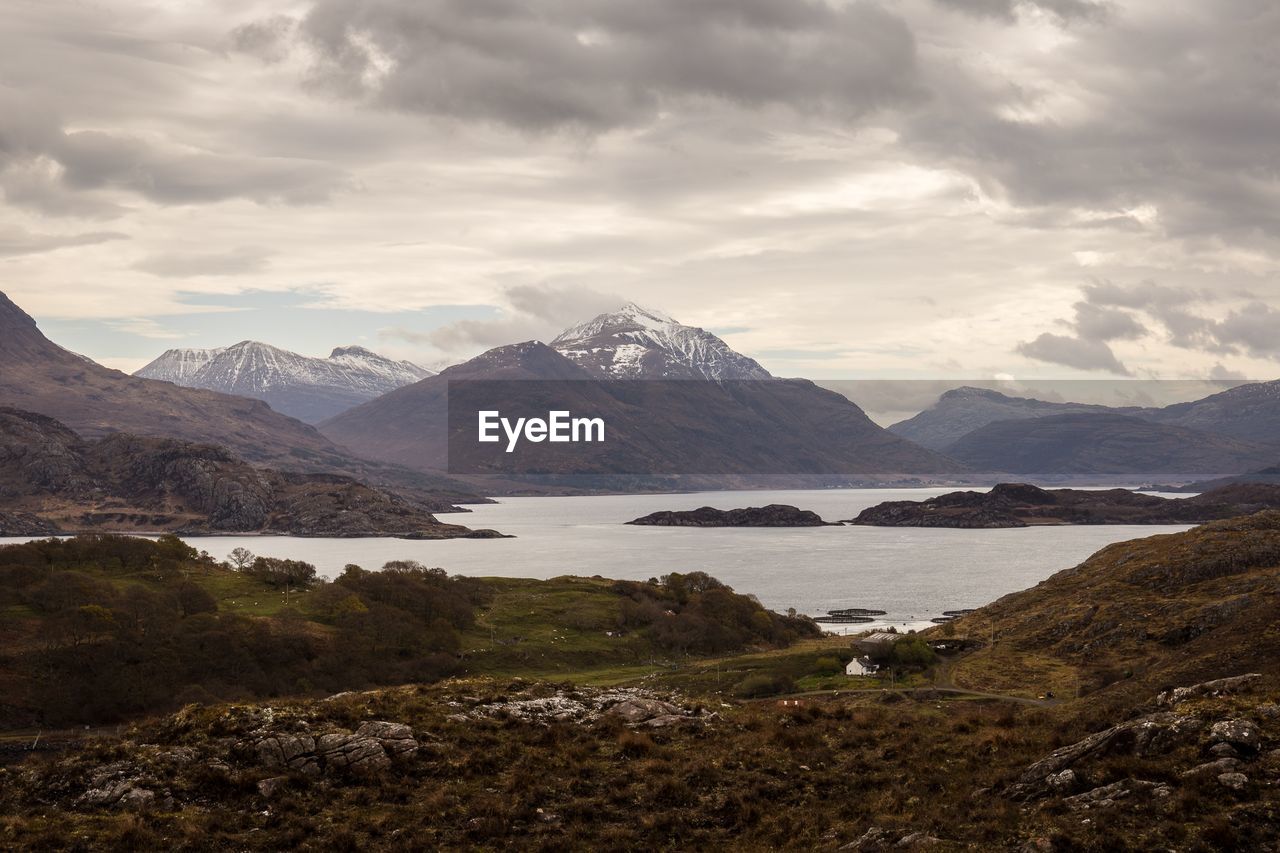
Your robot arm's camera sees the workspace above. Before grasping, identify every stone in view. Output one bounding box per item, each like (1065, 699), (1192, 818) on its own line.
(1181, 757), (1242, 779)
(1208, 742), (1240, 758)
(609, 697), (684, 725)
(316, 735), (390, 774)
(1063, 779), (1171, 812)
(1209, 719), (1261, 752)
(257, 776), (289, 799)
(1217, 772), (1248, 791)
(1007, 713), (1199, 799)
(1157, 674), (1262, 706)
(1045, 769), (1077, 792)
(356, 721), (418, 758)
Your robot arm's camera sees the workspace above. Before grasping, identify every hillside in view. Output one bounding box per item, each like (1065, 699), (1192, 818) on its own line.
(944, 412), (1274, 478)
(1143, 380), (1280, 446)
(944, 511), (1280, 703)
(888, 387), (1133, 451)
(1, 524), (1278, 849)
(0, 408), (493, 537)
(850, 482), (1280, 527)
(321, 341), (966, 483)
(0, 291), (486, 507)
(136, 342), (432, 424)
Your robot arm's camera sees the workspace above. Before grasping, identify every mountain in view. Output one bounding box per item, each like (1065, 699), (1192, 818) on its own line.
(1173, 464), (1280, 493)
(849, 481), (1280, 527)
(551, 302), (772, 380)
(943, 412), (1275, 478)
(0, 291), (483, 507)
(1141, 379), (1280, 446)
(135, 341), (432, 423)
(0, 407), (494, 537)
(888, 387), (1137, 451)
(319, 339), (966, 483)
(946, 511), (1280, 703)
(0, 291), (344, 468)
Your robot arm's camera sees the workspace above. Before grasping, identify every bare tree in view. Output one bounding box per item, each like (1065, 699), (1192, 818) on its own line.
(227, 547), (255, 571)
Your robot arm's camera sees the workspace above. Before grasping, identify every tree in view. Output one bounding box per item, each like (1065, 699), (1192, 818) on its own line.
(227, 547), (255, 571)
(176, 582), (218, 617)
(246, 557), (317, 604)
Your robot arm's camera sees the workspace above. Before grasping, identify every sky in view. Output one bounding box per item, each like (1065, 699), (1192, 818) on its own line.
(1, 0), (1279, 378)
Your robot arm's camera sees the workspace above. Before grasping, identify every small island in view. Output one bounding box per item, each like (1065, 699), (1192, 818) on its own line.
(847, 482), (1280, 528)
(627, 504), (837, 527)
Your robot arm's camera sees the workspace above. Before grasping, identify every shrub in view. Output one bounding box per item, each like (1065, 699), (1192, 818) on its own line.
(734, 673), (795, 698)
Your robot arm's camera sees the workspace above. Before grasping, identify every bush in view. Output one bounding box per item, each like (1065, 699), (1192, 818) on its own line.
(889, 636), (936, 670)
(734, 673), (796, 698)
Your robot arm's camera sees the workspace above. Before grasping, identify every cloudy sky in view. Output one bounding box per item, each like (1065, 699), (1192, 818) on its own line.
(2, 0), (1278, 379)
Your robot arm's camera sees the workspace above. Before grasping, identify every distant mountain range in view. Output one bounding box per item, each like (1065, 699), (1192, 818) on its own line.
(135, 341), (432, 423)
(0, 407), (493, 538)
(887, 384), (1280, 481)
(551, 302), (771, 380)
(0, 290), (483, 508)
(319, 309), (965, 483)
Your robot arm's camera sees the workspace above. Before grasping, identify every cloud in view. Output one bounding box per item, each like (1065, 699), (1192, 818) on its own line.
(0, 225), (127, 257)
(387, 283), (623, 359)
(133, 247), (274, 278)
(290, 0), (922, 132)
(1016, 332), (1130, 375)
(1071, 301), (1145, 342)
(1213, 302), (1280, 359)
(931, 0), (1109, 23)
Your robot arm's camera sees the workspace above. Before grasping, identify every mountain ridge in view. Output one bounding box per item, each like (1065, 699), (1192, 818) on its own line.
(135, 340), (432, 423)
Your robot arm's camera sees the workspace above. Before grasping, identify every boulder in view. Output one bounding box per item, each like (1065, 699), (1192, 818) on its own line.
(609, 697), (684, 725)
(1217, 772), (1248, 791)
(1063, 779), (1171, 812)
(1156, 674), (1262, 706)
(1208, 719), (1261, 752)
(1007, 713), (1200, 799)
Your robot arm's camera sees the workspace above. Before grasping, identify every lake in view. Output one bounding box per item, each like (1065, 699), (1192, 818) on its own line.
(107, 487), (1190, 631)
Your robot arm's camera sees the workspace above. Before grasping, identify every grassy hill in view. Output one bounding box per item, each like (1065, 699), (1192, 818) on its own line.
(1, 520), (1279, 850)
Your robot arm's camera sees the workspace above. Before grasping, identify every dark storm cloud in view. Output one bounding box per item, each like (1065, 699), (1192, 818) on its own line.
(1016, 333), (1130, 374)
(291, 0), (922, 131)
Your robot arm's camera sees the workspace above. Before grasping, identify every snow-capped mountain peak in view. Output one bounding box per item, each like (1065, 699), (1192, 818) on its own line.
(551, 303), (772, 380)
(134, 341), (433, 423)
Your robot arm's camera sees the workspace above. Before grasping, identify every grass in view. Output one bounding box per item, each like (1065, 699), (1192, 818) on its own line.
(949, 646), (1084, 699)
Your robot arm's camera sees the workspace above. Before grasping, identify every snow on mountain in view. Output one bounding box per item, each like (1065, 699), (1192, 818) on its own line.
(551, 303), (772, 380)
(134, 341), (433, 424)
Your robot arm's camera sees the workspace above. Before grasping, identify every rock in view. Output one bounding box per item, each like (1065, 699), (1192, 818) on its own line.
(1063, 779), (1172, 812)
(1181, 758), (1242, 779)
(356, 721), (419, 757)
(1156, 674), (1262, 706)
(627, 504), (834, 527)
(1007, 713), (1200, 799)
(1209, 719), (1261, 752)
(1045, 769), (1078, 792)
(316, 734), (391, 775)
(895, 831), (942, 848)
(1257, 703), (1280, 721)
(257, 776), (289, 799)
(609, 697), (684, 725)
(840, 826), (892, 851)
(1217, 772), (1248, 791)
(1208, 742), (1240, 758)
(643, 713), (696, 728)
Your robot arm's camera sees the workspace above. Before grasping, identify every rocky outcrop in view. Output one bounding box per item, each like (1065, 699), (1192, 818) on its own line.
(1157, 673), (1263, 706)
(454, 687), (708, 727)
(0, 407), (499, 538)
(249, 720), (419, 777)
(628, 504), (836, 527)
(849, 483), (1280, 528)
